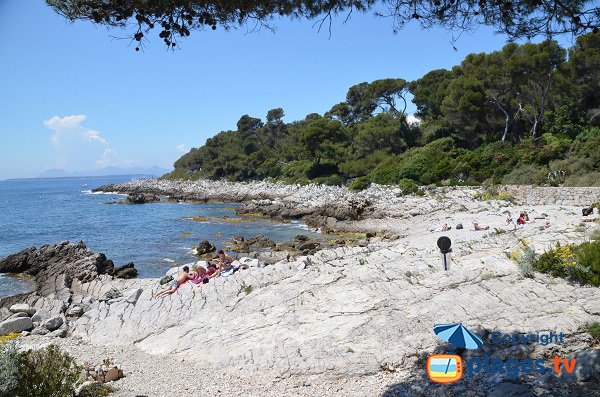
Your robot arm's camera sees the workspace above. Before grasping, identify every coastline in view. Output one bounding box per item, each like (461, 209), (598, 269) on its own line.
(1, 181), (599, 396)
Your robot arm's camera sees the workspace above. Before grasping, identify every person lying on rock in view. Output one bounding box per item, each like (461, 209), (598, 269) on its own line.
(473, 222), (490, 231)
(155, 266), (194, 298)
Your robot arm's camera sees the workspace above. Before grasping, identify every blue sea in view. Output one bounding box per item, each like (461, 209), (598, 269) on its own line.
(0, 176), (318, 298)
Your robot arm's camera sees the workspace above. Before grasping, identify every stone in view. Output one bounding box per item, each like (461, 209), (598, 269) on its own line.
(67, 306), (84, 317)
(31, 326), (49, 335)
(565, 349), (600, 382)
(111, 262), (138, 279)
(126, 193), (158, 204)
(296, 242), (319, 251)
(294, 235), (309, 242)
(126, 289), (144, 305)
(41, 316), (63, 332)
(21, 331), (30, 336)
(49, 328), (67, 338)
(9, 303), (35, 316)
(104, 367), (121, 382)
(489, 382), (534, 397)
(101, 287), (122, 301)
(9, 312), (30, 319)
(31, 309), (51, 323)
(196, 240), (216, 255)
(0, 317), (33, 335)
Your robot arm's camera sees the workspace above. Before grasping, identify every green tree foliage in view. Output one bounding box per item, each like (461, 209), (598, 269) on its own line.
(47, 0), (600, 50)
(166, 32), (600, 187)
(0, 344), (82, 397)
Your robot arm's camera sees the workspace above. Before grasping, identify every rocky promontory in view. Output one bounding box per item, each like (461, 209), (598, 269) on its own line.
(0, 241), (137, 335)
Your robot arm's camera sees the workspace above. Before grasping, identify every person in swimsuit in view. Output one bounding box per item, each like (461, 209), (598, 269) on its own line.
(155, 266), (194, 298)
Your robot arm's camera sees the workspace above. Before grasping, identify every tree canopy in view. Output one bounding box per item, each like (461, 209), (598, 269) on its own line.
(47, 0), (600, 49)
(166, 32), (600, 188)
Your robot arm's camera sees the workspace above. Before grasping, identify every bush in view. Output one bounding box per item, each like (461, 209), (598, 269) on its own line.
(78, 383), (114, 397)
(533, 240), (600, 286)
(574, 240), (600, 285)
(0, 342), (20, 397)
(15, 345), (81, 397)
(501, 164), (549, 185)
(311, 174), (344, 186)
(369, 138), (456, 185)
(398, 178), (420, 195)
(474, 185), (516, 203)
(348, 176), (371, 191)
(564, 171), (600, 187)
(509, 239), (536, 278)
(586, 322), (600, 344)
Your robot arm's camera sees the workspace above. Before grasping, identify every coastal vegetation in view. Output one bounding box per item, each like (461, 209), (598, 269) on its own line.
(511, 239), (600, 285)
(166, 33), (600, 188)
(0, 344), (80, 397)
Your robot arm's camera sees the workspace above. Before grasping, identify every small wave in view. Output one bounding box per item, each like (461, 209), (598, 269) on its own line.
(162, 258), (175, 263)
(81, 190), (126, 196)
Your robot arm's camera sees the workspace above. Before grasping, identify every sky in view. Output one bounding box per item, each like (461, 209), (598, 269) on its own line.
(0, 1), (578, 180)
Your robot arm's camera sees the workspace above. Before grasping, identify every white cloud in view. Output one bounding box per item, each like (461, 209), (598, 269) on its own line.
(406, 114), (422, 126)
(176, 144), (187, 153)
(96, 149), (117, 168)
(43, 115), (87, 132)
(84, 130), (107, 145)
(43, 115), (107, 146)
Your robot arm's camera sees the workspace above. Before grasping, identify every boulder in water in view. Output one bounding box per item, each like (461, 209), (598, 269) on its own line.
(196, 240), (216, 255)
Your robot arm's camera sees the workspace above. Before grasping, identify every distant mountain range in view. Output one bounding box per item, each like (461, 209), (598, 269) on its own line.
(36, 166), (171, 178)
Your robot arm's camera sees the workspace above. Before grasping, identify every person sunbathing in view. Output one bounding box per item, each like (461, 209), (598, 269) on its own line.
(155, 266), (194, 298)
(473, 222), (490, 231)
(208, 250), (235, 278)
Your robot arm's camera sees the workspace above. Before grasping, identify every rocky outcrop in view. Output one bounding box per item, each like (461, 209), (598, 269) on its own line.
(125, 193), (159, 204)
(195, 240), (216, 255)
(0, 242), (137, 332)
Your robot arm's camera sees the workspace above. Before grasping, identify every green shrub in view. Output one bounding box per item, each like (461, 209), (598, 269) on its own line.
(573, 240), (600, 286)
(369, 138), (456, 185)
(311, 174), (345, 186)
(15, 345), (81, 397)
(510, 240), (537, 278)
(348, 176), (371, 191)
(502, 164), (549, 185)
(564, 172), (600, 187)
(533, 240), (600, 286)
(0, 342), (20, 397)
(78, 383), (114, 397)
(586, 322), (600, 343)
(398, 178), (420, 195)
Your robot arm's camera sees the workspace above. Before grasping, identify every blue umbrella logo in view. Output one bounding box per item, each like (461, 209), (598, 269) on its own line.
(433, 323), (483, 350)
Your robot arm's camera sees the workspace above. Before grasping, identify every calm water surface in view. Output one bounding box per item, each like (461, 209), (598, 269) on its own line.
(0, 176), (318, 297)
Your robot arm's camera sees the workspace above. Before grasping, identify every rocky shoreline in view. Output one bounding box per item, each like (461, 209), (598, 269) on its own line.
(1, 182), (599, 396)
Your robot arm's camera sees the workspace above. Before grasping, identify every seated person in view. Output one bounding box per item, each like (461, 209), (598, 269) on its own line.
(473, 222), (490, 231)
(155, 266), (194, 298)
(517, 213), (526, 226)
(209, 250), (235, 278)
